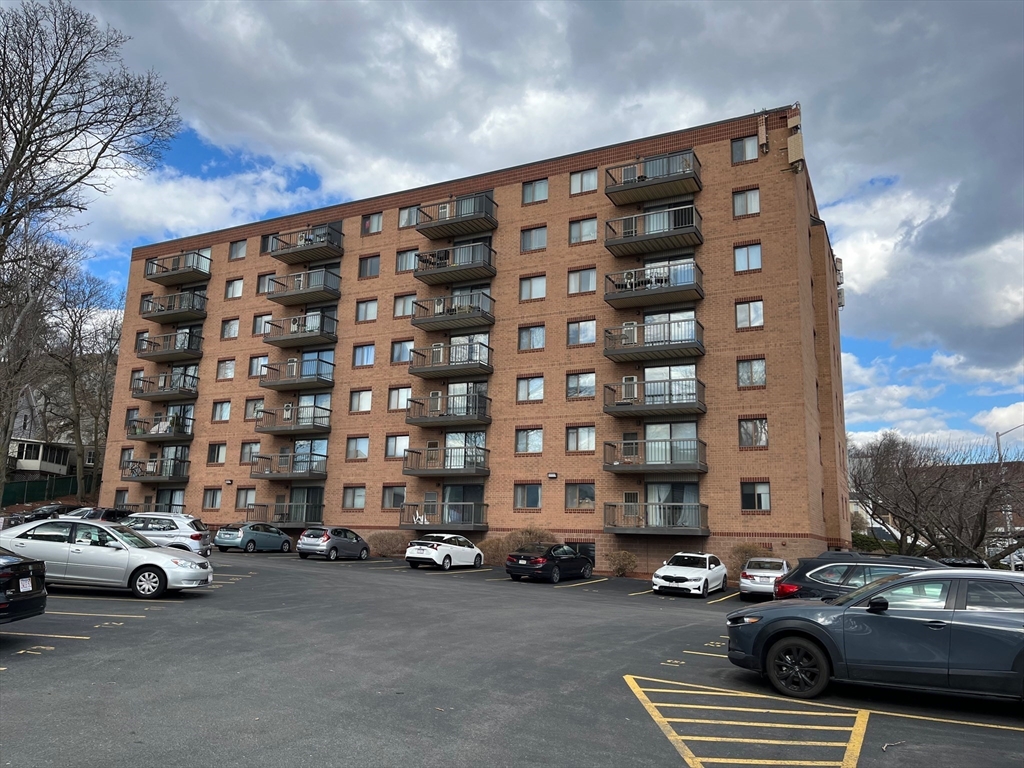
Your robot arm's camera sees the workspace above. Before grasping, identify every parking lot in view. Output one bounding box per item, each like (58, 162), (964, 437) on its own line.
(2, 554), (1021, 767)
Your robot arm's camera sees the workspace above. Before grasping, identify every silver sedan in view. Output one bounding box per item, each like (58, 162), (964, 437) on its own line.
(739, 557), (790, 599)
(0, 519), (213, 599)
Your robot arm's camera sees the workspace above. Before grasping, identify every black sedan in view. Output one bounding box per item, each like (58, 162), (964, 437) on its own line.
(727, 569), (1024, 700)
(505, 543), (593, 584)
(24, 504), (79, 523)
(0, 545), (47, 625)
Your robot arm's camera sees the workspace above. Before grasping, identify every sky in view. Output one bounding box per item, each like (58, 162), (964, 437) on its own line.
(59, 0), (1024, 451)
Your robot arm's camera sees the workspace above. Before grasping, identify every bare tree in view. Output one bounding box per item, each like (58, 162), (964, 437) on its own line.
(850, 431), (1024, 564)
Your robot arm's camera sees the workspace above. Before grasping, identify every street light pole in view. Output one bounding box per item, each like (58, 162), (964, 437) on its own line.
(995, 423), (1024, 568)
(996, 422), (1024, 466)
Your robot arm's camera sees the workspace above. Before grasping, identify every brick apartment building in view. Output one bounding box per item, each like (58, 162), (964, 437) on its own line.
(100, 103), (851, 572)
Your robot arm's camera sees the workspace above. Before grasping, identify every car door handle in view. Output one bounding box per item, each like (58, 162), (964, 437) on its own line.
(71, 547), (83, 553)
(12, 541), (26, 547)
(926, 621), (947, 630)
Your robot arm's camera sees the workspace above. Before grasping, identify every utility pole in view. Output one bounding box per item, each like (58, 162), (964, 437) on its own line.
(995, 423), (1024, 567)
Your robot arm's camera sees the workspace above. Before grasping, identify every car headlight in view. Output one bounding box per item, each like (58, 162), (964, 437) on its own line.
(727, 615), (762, 626)
(170, 559), (199, 569)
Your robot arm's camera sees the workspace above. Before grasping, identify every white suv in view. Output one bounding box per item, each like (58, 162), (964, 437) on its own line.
(124, 513), (212, 557)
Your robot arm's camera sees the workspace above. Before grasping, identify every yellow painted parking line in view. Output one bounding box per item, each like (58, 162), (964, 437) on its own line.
(370, 565), (411, 570)
(676, 736), (849, 747)
(665, 717), (854, 731)
(486, 577), (512, 581)
(843, 710), (870, 768)
(696, 760), (842, 766)
(47, 595), (183, 604)
(49, 611), (145, 619)
(553, 577), (608, 589)
(706, 592), (739, 604)
(629, 589), (654, 596)
(682, 650), (727, 658)
(424, 568), (493, 575)
(653, 704), (855, 717)
(1, 631), (90, 640)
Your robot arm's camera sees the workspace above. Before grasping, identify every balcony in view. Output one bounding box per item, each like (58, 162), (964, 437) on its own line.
(120, 458), (191, 484)
(603, 439), (708, 473)
(263, 314), (338, 348)
(144, 251), (211, 286)
(402, 447), (490, 477)
(604, 151), (702, 205)
(246, 502), (324, 527)
(406, 394), (492, 427)
(140, 292), (207, 323)
(122, 503), (187, 516)
(399, 502), (488, 532)
(126, 416), (195, 443)
(249, 452), (328, 481)
(604, 263), (704, 309)
(416, 193), (498, 240)
(408, 342), (493, 379)
(259, 359), (335, 391)
(603, 379), (707, 417)
(131, 373), (199, 402)
(254, 405), (332, 436)
(265, 269), (341, 306)
(414, 243), (497, 285)
(262, 222), (344, 265)
(604, 503), (710, 537)
(605, 205), (702, 257)
(411, 293), (494, 331)
(603, 319), (705, 361)
(136, 332), (203, 362)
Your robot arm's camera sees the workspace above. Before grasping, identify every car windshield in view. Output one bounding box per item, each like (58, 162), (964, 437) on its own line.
(221, 525), (244, 531)
(109, 525), (158, 549)
(747, 560), (784, 571)
(668, 555), (707, 568)
(188, 520), (208, 532)
(515, 543), (552, 555)
(303, 528), (325, 537)
(831, 573), (904, 606)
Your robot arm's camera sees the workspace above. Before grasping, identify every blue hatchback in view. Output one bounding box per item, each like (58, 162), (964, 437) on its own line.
(214, 522), (292, 553)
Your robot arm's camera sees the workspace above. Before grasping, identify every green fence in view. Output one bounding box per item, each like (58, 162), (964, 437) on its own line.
(1, 475), (95, 507)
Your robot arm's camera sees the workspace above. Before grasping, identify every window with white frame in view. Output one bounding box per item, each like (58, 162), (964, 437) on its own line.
(569, 218), (597, 244)
(732, 136), (758, 163)
(736, 300), (764, 329)
(359, 255), (380, 278)
(244, 398), (264, 420)
(221, 318), (239, 339)
(385, 434), (409, 458)
(396, 249), (417, 272)
(566, 425), (595, 452)
(252, 313), (273, 335)
(343, 486), (366, 509)
(520, 226), (547, 252)
(225, 278), (243, 299)
(570, 169), (597, 194)
(350, 390), (372, 412)
(737, 358), (767, 387)
(353, 344), (375, 366)
(565, 483), (595, 508)
(733, 188), (760, 216)
(518, 325), (545, 351)
(568, 268), (596, 294)
(515, 428), (543, 453)
(346, 436), (369, 459)
(391, 340), (414, 363)
(517, 376), (544, 402)
(362, 212), (383, 235)
(522, 179), (548, 203)
(734, 244), (762, 272)
(235, 487), (256, 509)
(229, 240), (247, 260)
(398, 206), (418, 228)
(567, 319), (596, 345)
(249, 355), (268, 377)
(388, 387), (412, 410)
(207, 443), (227, 464)
(519, 275), (546, 300)
(739, 418), (769, 448)
(566, 372), (595, 398)
(203, 488), (222, 509)
(216, 359), (235, 379)
(212, 401), (231, 422)
(393, 293), (416, 317)
(240, 441), (261, 464)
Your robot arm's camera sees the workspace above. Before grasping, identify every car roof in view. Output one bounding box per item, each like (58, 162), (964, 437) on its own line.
(745, 556), (786, 562)
(902, 568), (1024, 582)
(127, 512), (196, 519)
(670, 552), (711, 558)
(802, 551), (941, 566)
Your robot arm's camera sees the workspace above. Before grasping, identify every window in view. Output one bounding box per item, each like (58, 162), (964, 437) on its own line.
(212, 401), (231, 422)
(514, 483), (542, 508)
(734, 244), (762, 272)
(739, 418), (769, 447)
(353, 344), (375, 367)
(566, 373), (595, 398)
(356, 299), (378, 322)
(252, 313), (273, 335)
(113, 489), (128, 507)
(249, 355), (268, 377)
(239, 441), (261, 464)
(518, 325), (545, 351)
(346, 436), (369, 459)
(736, 300), (764, 328)
(965, 580), (1024, 612)
(732, 136), (758, 163)
(235, 487), (256, 509)
(225, 278), (243, 299)
(569, 218), (598, 244)
(221, 318), (239, 339)
(566, 425), (595, 452)
(872, 580), (951, 611)
(343, 486), (366, 509)
(567, 319), (596, 345)
(119, 447), (134, 468)
(391, 340), (414, 363)
(244, 398), (264, 420)
(396, 249), (417, 272)
(216, 359), (235, 380)
(738, 358), (766, 387)
(568, 268), (596, 294)
(570, 169), (598, 194)
(256, 273), (275, 293)
(519, 275), (546, 300)
(733, 188), (760, 216)
(522, 179), (548, 203)
(398, 206), (418, 228)
(393, 293), (416, 317)
(382, 486), (406, 509)
(359, 255), (380, 278)
(515, 428), (543, 453)
(520, 226), (547, 252)
(565, 483), (595, 508)
(203, 488), (222, 509)
(85, 450), (95, 465)
(385, 434), (409, 458)
(350, 390), (372, 412)
(389, 387), (412, 411)
(259, 234), (277, 253)
(125, 408), (139, 427)
(362, 212), (383, 235)
(229, 240), (247, 260)
(741, 482), (770, 511)
(207, 443), (227, 464)
(517, 376), (544, 402)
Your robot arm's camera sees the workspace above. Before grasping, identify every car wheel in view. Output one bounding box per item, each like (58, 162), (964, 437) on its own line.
(327, 547), (338, 561)
(700, 580), (708, 598)
(721, 574), (727, 592)
(359, 548), (369, 560)
(244, 540), (257, 553)
(441, 555), (452, 571)
(298, 552), (309, 560)
(766, 637), (830, 698)
(131, 567), (166, 599)
(581, 562), (594, 579)
(473, 554), (482, 568)
(217, 546), (229, 553)
(550, 566), (561, 584)
(509, 574), (522, 581)
(739, 591), (750, 602)
(409, 561), (420, 569)
(281, 540), (292, 553)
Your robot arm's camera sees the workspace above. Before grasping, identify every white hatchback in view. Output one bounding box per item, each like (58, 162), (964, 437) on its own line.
(405, 533), (483, 570)
(652, 552), (728, 598)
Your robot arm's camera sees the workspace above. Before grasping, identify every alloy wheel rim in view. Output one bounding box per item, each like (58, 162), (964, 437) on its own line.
(774, 647), (819, 691)
(137, 572), (159, 595)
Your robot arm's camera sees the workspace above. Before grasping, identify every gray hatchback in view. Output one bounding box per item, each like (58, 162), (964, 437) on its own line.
(297, 527), (368, 561)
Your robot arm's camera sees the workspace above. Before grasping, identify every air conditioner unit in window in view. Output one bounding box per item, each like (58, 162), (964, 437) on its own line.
(282, 403), (293, 422)
(290, 317), (303, 334)
(837, 288), (846, 309)
(622, 321), (638, 346)
(286, 358), (298, 378)
(620, 376), (638, 403)
(437, 202), (451, 220)
(835, 257), (843, 272)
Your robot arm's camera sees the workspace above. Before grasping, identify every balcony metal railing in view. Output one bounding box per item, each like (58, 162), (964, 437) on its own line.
(131, 373), (200, 399)
(262, 223), (344, 262)
(263, 313), (338, 344)
(417, 193), (497, 228)
(407, 394), (491, 421)
(603, 439), (708, 470)
(604, 502), (709, 532)
(140, 292), (208, 317)
(403, 447), (490, 474)
(605, 151), (701, 188)
(136, 332), (204, 358)
(249, 452), (328, 478)
(603, 379), (706, 410)
(400, 502), (488, 528)
(246, 502), (324, 525)
(604, 263), (703, 296)
(126, 416), (195, 440)
(606, 205), (701, 241)
(412, 292), (494, 322)
(265, 268), (341, 302)
(120, 458), (191, 481)
(259, 358), (335, 388)
(409, 342), (493, 376)
(413, 243), (497, 284)
(255, 404), (332, 431)
(604, 319), (704, 353)
(144, 251), (211, 283)
(122, 503), (187, 516)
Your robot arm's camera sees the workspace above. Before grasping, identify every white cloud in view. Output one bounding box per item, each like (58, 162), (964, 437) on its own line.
(970, 402), (1024, 449)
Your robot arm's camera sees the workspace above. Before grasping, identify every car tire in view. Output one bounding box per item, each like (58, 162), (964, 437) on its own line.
(327, 547), (338, 562)
(217, 546), (229, 553)
(581, 562), (593, 579)
(131, 567), (166, 599)
(550, 566), (561, 584)
(473, 554), (482, 568)
(244, 540), (257, 553)
(409, 561), (419, 568)
(509, 574), (522, 581)
(298, 552), (309, 560)
(766, 636), (831, 699)
(441, 555), (452, 571)
(281, 540), (292, 553)
(700, 580), (708, 598)
(739, 591), (750, 602)
(359, 548), (369, 560)
(721, 574), (727, 592)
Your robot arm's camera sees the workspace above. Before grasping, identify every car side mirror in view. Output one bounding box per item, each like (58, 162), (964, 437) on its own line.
(662, 561), (667, 566)
(867, 596), (888, 614)
(105, 541), (124, 550)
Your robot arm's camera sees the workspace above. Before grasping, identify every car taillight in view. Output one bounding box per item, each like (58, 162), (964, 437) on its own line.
(774, 581), (801, 598)
(190, 533), (203, 540)
(529, 557), (547, 565)
(320, 533), (330, 542)
(506, 555), (517, 563)
(740, 571), (750, 580)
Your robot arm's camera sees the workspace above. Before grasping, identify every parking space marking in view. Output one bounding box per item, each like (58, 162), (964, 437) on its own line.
(47, 595), (183, 604)
(485, 577), (512, 581)
(49, 611), (146, 619)
(1, 631), (90, 640)
(629, 589), (654, 596)
(706, 592), (739, 604)
(553, 577), (609, 589)
(682, 651), (728, 658)
(423, 568), (492, 575)
(370, 565), (410, 570)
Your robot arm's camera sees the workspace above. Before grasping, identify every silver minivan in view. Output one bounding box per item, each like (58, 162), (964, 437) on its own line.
(124, 513), (212, 557)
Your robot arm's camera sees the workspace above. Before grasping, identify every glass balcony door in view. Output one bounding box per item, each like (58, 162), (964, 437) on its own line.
(644, 310), (694, 344)
(645, 482), (699, 527)
(644, 422), (696, 463)
(644, 364), (696, 404)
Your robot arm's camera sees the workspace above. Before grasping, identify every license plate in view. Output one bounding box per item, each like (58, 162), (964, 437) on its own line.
(416, 548), (425, 554)
(519, 560), (527, 565)
(19, 577), (31, 592)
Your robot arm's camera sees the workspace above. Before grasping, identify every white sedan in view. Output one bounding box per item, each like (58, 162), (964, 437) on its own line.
(652, 552), (728, 598)
(405, 533), (483, 570)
